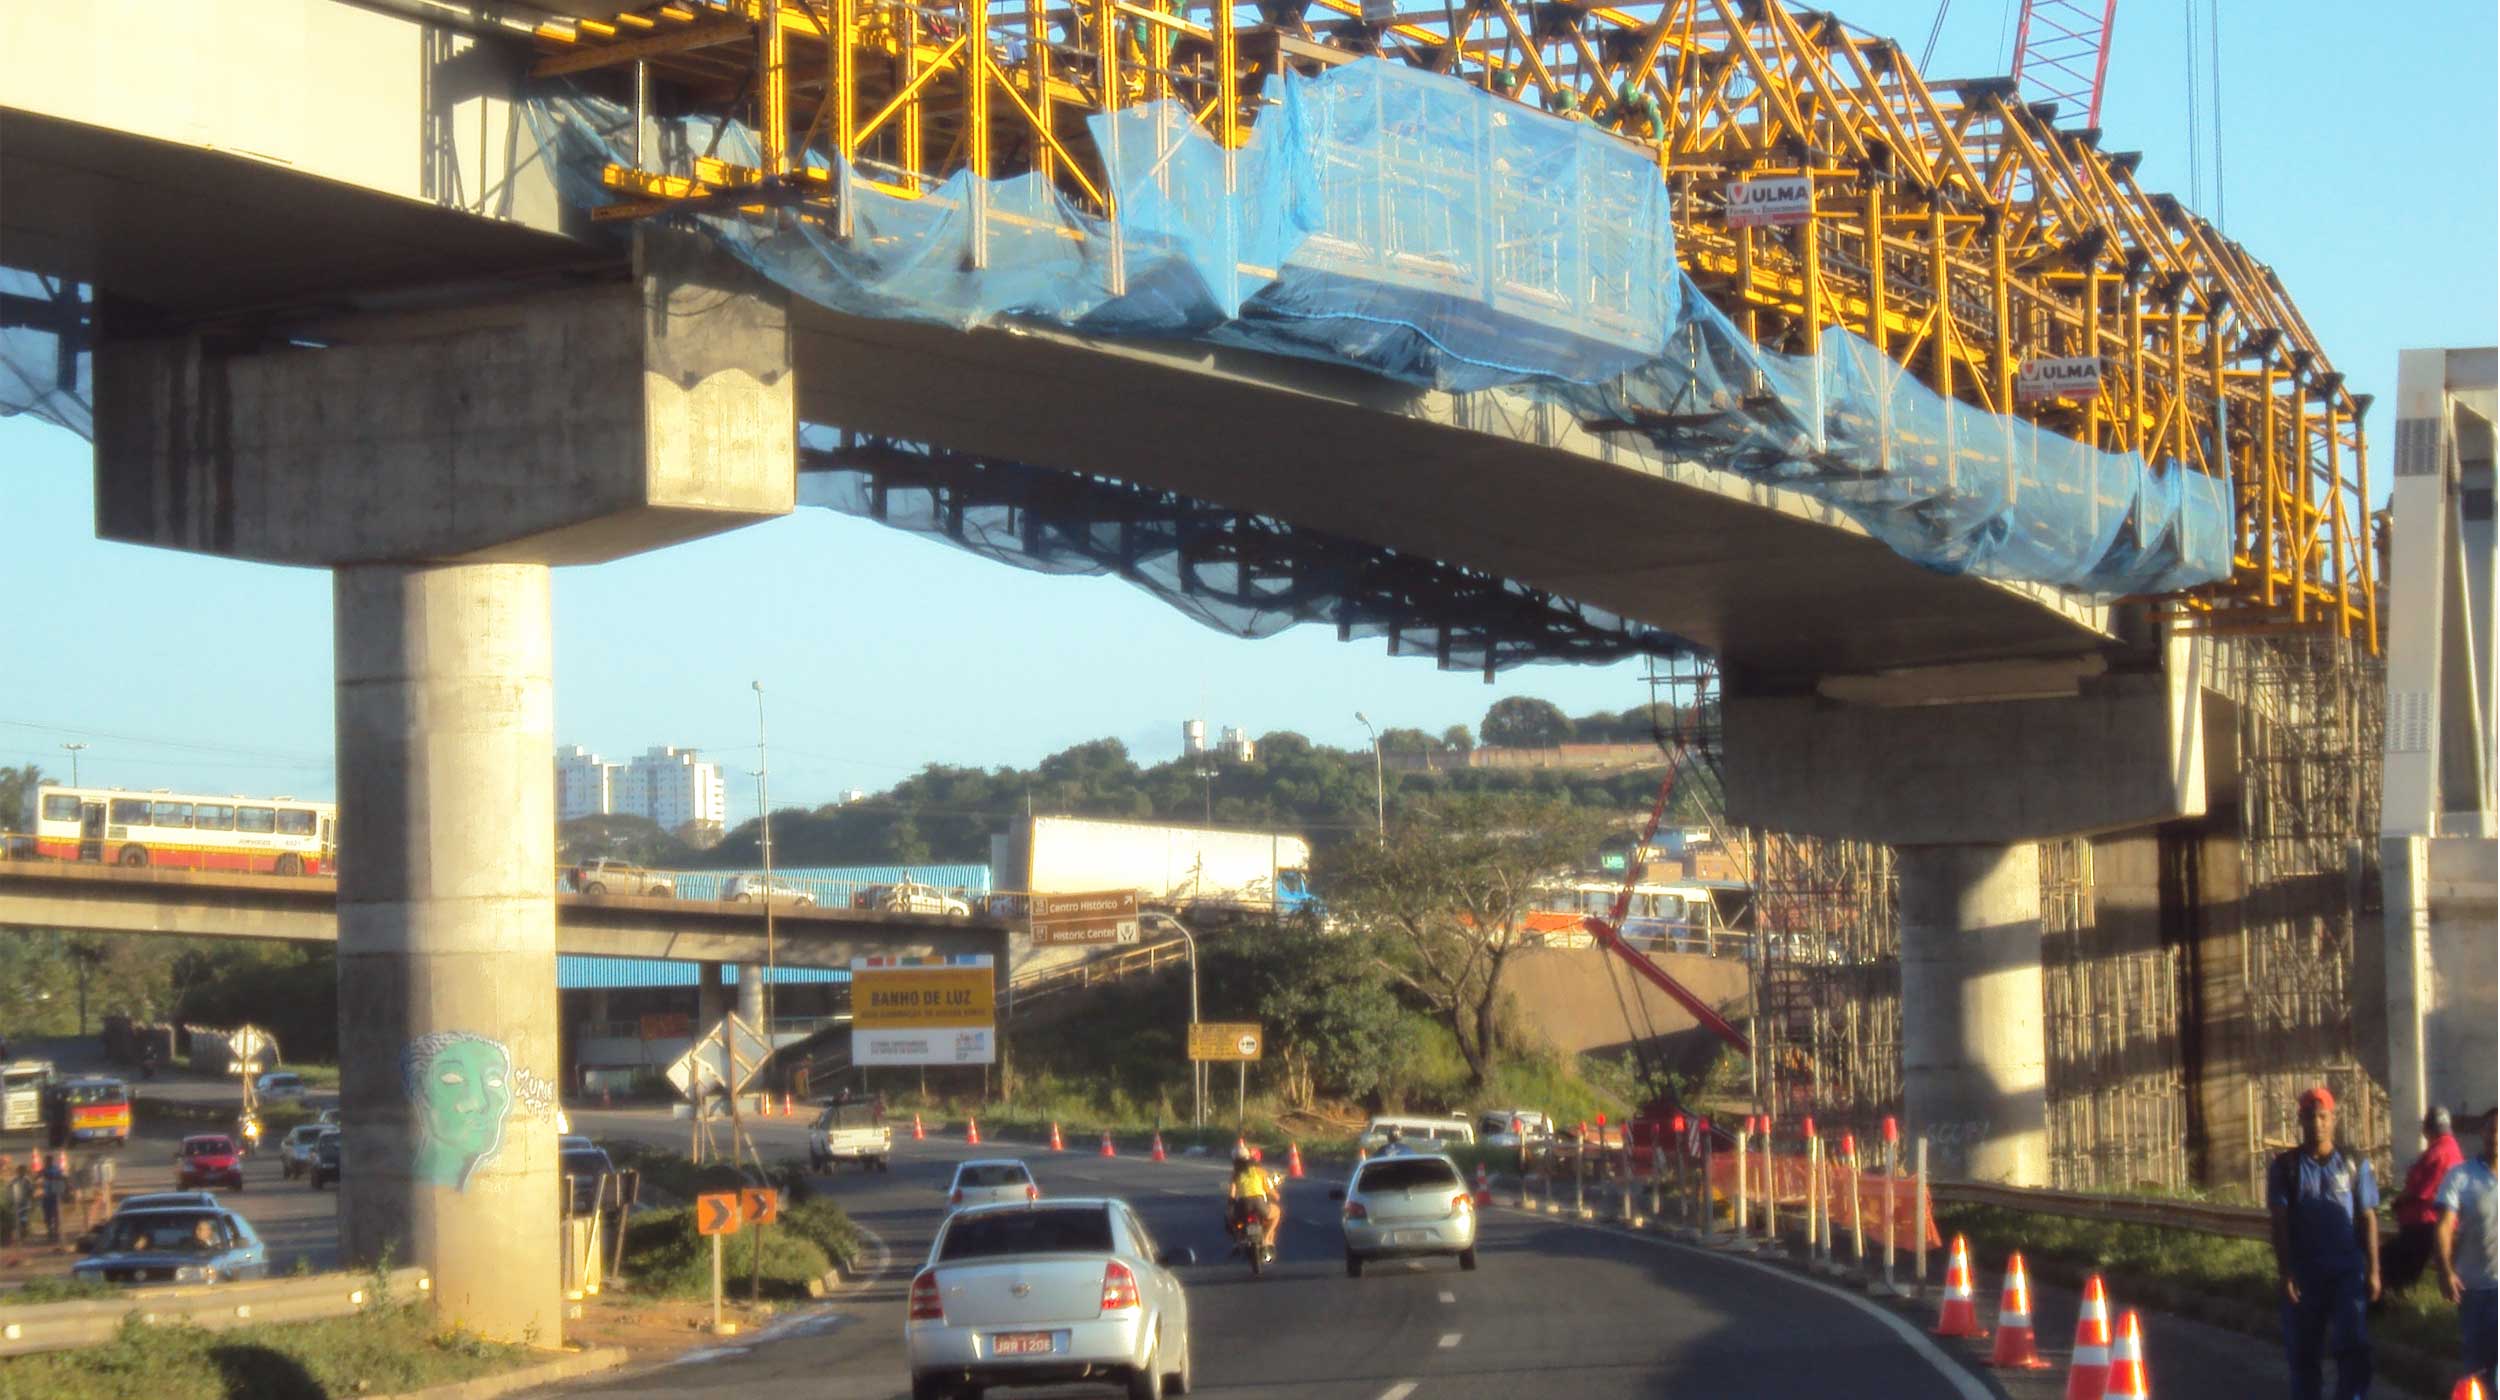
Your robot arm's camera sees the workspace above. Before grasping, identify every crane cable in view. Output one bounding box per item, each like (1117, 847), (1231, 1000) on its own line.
(1917, 0), (1953, 72)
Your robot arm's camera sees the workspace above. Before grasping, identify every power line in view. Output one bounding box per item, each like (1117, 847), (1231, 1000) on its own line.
(0, 718), (329, 764)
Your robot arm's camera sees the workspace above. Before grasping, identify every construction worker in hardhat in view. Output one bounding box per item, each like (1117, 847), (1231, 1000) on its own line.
(2269, 1084), (2382, 1400)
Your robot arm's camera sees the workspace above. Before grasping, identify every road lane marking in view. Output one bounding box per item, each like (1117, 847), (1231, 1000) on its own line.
(1438, 1290), (1456, 1304)
(1375, 1383), (1419, 1400)
(1513, 1210), (1992, 1400)
(1437, 1332), (1461, 1349)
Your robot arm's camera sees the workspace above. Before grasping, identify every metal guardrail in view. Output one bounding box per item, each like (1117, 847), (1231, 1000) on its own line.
(1007, 937), (1191, 1010)
(0, 1265), (431, 1357)
(1928, 1181), (2269, 1241)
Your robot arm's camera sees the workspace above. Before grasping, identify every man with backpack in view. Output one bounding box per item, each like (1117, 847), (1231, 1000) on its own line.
(2270, 1085), (2382, 1400)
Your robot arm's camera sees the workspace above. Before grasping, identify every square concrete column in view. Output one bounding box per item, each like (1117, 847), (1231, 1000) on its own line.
(1898, 841), (2050, 1186)
(698, 962), (728, 1028)
(335, 561), (560, 1341)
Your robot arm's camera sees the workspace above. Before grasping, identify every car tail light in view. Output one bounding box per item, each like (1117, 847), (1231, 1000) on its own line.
(950, 1189), (964, 1205)
(1343, 1200), (1368, 1222)
(1449, 1192), (1473, 1216)
(1099, 1261), (1141, 1313)
(908, 1270), (945, 1322)
(1024, 1185), (1039, 1202)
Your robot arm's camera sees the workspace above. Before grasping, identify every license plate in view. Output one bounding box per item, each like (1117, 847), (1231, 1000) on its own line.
(990, 1332), (1057, 1356)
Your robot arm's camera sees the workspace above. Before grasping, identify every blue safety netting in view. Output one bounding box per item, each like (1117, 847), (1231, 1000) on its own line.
(525, 54), (2230, 601)
(0, 268), (92, 441)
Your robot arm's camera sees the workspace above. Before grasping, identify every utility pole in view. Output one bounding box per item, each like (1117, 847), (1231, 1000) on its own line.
(61, 742), (85, 786)
(1354, 713), (1384, 838)
(753, 681), (776, 1081)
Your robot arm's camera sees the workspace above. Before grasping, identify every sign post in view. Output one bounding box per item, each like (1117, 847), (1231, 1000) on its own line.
(741, 1187), (779, 1305)
(1186, 1023), (1262, 1129)
(696, 1191), (742, 1332)
(1028, 890), (1142, 947)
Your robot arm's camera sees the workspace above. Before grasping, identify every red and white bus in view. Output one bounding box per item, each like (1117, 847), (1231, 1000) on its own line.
(25, 784), (336, 876)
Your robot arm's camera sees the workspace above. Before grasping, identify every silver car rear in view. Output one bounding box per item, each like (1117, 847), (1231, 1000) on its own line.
(1335, 1153), (1478, 1277)
(906, 1199), (1193, 1400)
(946, 1159), (1040, 1211)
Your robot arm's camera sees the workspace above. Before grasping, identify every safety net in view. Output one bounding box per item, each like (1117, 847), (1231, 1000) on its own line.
(523, 56), (2230, 605)
(0, 268), (92, 442)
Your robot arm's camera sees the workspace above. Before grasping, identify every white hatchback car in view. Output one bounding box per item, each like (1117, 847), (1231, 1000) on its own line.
(721, 874), (816, 906)
(908, 1198), (1193, 1400)
(947, 1159), (1040, 1212)
(252, 1072), (306, 1104)
(1333, 1152), (1478, 1277)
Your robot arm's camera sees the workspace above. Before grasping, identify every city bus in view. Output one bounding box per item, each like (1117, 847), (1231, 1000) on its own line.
(46, 1076), (130, 1148)
(23, 784), (336, 876)
(1523, 880), (1741, 955)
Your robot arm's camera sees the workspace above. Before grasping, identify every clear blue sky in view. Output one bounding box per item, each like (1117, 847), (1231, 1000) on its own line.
(3, 0), (2494, 815)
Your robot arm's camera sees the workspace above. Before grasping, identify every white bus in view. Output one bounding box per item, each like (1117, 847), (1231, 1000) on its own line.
(24, 784), (336, 876)
(1525, 879), (1739, 954)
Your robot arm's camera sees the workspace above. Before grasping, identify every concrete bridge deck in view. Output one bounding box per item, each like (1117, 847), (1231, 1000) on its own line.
(0, 859), (1008, 969)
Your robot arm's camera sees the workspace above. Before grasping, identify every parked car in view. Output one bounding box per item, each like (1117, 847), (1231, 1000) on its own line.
(73, 1205), (267, 1286)
(856, 882), (972, 918)
(1332, 1152), (1477, 1277)
(1356, 1115), (1475, 1153)
(560, 1146), (614, 1216)
(907, 1198), (1193, 1400)
(722, 874), (816, 906)
(308, 1129), (342, 1190)
(252, 1072), (306, 1103)
(810, 1101), (893, 1173)
(569, 859), (676, 898)
(175, 1135), (245, 1191)
(945, 1159), (1039, 1212)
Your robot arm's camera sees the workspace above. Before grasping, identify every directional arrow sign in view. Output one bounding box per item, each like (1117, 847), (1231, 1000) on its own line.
(696, 1191), (743, 1236)
(740, 1187), (780, 1227)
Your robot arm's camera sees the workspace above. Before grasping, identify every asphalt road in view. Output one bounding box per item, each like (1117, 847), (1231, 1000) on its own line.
(544, 1116), (1993, 1400)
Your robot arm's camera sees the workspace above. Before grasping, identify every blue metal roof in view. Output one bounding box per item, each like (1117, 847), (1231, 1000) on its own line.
(557, 956), (852, 990)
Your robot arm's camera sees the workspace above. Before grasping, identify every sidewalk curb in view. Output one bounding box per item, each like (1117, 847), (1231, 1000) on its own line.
(373, 1345), (627, 1400)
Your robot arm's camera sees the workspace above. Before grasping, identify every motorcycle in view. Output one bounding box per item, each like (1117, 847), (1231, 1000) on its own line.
(1226, 1205), (1272, 1277)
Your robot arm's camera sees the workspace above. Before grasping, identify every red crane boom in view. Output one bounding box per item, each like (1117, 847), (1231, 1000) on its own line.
(2010, 0), (2120, 128)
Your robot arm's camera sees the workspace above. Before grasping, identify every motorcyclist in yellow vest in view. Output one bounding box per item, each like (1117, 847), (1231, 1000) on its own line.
(1226, 1145), (1282, 1263)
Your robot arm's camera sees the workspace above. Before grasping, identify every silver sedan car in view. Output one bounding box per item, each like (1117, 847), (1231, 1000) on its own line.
(1333, 1153), (1478, 1276)
(908, 1198), (1194, 1400)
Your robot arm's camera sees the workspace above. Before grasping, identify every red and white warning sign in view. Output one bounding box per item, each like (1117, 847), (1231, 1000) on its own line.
(1725, 175), (1814, 228)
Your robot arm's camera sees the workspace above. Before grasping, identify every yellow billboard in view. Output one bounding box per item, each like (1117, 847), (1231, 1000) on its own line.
(852, 963), (996, 1030)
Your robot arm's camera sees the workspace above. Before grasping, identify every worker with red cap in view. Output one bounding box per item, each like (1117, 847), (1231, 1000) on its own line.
(2269, 1084), (2382, 1400)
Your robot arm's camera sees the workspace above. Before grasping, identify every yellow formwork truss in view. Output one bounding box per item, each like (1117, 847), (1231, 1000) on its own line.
(532, 0), (2373, 644)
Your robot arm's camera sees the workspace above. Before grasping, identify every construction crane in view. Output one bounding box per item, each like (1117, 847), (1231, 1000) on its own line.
(2011, 0), (2121, 127)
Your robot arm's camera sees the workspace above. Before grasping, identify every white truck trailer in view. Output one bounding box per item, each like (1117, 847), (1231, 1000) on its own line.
(990, 816), (1318, 919)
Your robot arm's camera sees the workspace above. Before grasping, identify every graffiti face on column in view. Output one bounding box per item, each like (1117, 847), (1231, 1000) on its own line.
(402, 1032), (514, 1191)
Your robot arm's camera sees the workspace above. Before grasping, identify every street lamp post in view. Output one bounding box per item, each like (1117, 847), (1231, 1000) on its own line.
(1353, 712), (1383, 838)
(753, 681), (776, 1081)
(61, 742), (85, 786)
(1149, 913), (1204, 1128)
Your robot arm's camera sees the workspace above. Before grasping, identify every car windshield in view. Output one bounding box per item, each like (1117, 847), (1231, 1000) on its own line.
(817, 1103), (879, 1128)
(938, 1207), (1114, 1261)
(102, 1212), (231, 1254)
(61, 1084), (125, 1106)
(957, 1164), (1030, 1188)
(560, 1150), (611, 1176)
(288, 1128), (322, 1145)
(184, 1138), (234, 1157)
(1357, 1158), (1463, 1193)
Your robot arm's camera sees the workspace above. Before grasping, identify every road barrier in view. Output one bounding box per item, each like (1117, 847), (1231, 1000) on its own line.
(0, 1266), (431, 1357)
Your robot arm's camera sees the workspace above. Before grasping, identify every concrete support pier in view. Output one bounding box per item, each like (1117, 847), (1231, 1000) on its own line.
(737, 967), (765, 1028)
(335, 562), (560, 1339)
(1898, 842), (2048, 1185)
(698, 962), (729, 1029)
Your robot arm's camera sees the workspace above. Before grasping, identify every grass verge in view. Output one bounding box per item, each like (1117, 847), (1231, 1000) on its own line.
(0, 1301), (534, 1400)
(0, 1278), (118, 1307)
(599, 1146), (865, 1299)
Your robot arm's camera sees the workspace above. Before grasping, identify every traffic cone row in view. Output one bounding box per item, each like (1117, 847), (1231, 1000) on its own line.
(2101, 1310), (2150, 1399)
(2065, 1275), (2113, 1400)
(965, 1116), (980, 1146)
(1986, 1252), (2049, 1370)
(1049, 1122), (1064, 1152)
(1287, 1143), (1305, 1179)
(1473, 1161), (1493, 1206)
(1932, 1234), (1987, 1338)
(1150, 1133), (1167, 1162)
(1100, 1130), (1117, 1158)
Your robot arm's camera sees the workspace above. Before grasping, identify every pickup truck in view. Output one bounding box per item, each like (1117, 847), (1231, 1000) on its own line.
(807, 1101), (892, 1173)
(568, 859), (677, 898)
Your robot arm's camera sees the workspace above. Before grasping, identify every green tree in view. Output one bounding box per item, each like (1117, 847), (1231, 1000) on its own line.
(1318, 795), (1618, 1089)
(1375, 727), (1437, 755)
(1203, 924), (1404, 1109)
(1439, 725), (1475, 753)
(1480, 697), (1573, 749)
(0, 764), (44, 828)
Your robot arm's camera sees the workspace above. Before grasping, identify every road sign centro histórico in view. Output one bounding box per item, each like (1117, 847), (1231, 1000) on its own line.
(1187, 1022), (1263, 1062)
(1027, 889), (1143, 947)
(851, 955), (997, 1066)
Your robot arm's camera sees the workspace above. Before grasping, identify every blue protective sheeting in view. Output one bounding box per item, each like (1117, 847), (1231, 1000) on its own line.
(521, 56), (2232, 603)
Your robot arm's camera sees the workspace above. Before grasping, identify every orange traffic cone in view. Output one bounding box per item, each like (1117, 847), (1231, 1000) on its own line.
(1988, 1252), (2050, 1369)
(1357, 1145), (1369, 1163)
(912, 1112), (926, 1141)
(1151, 1133), (1167, 1162)
(1473, 1161), (1494, 1206)
(1933, 1234), (1988, 1338)
(1100, 1130), (1117, 1158)
(1287, 1143), (1305, 1179)
(1049, 1122), (1065, 1151)
(2451, 1378), (2488, 1400)
(2065, 1275), (2114, 1400)
(2100, 1310), (2149, 1399)
(966, 1116), (981, 1146)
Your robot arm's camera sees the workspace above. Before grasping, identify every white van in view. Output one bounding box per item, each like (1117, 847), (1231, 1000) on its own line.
(1357, 1115), (1476, 1153)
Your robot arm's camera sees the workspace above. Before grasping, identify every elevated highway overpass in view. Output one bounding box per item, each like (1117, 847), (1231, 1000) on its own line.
(2, 0), (2384, 1344)
(0, 860), (1010, 970)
